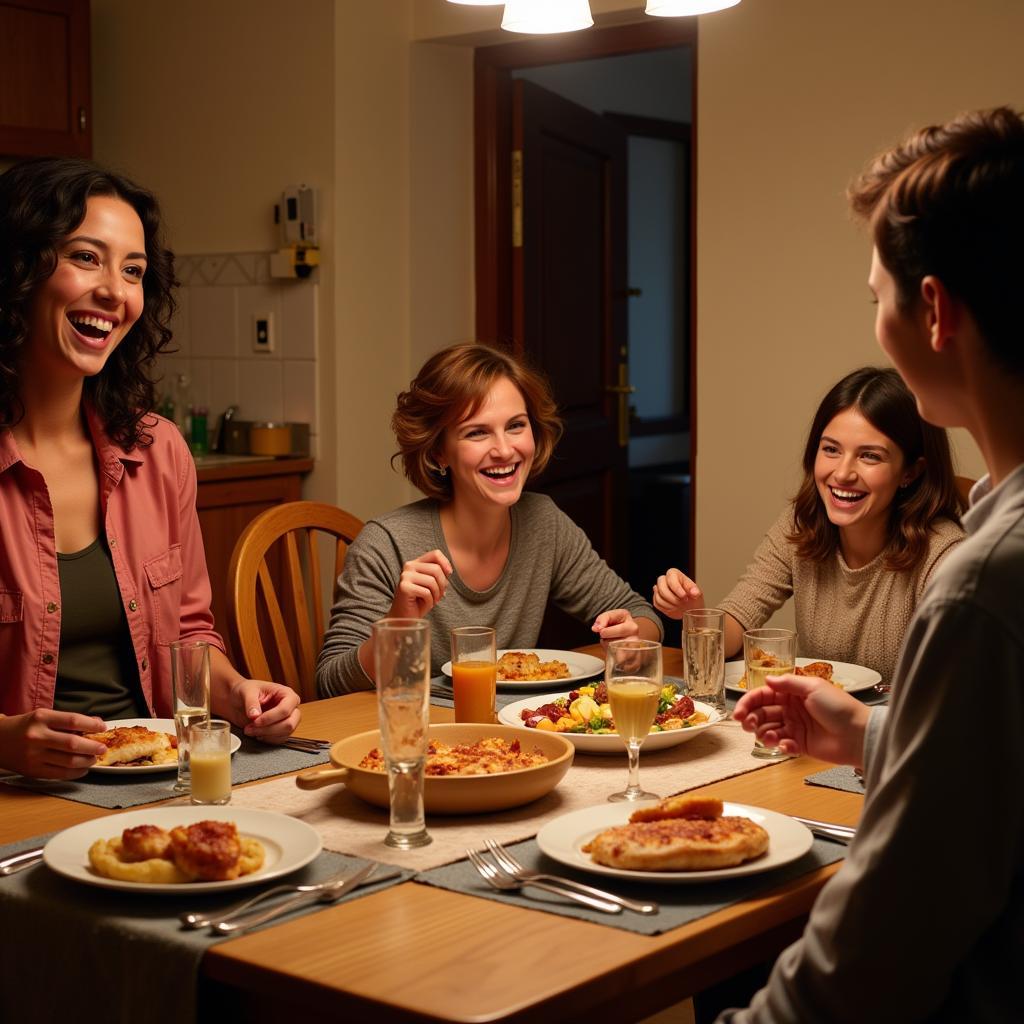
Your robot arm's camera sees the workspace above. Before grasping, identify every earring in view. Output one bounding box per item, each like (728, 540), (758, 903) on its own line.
(439, 464), (448, 477)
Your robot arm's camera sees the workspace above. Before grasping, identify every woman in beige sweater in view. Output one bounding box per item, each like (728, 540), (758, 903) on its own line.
(654, 367), (964, 681)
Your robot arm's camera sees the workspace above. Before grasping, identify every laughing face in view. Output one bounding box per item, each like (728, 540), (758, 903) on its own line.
(438, 376), (536, 511)
(26, 195), (147, 381)
(814, 407), (916, 536)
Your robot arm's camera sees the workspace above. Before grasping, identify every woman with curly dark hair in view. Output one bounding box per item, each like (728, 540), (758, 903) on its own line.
(653, 366), (964, 682)
(0, 158), (300, 779)
(317, 342), (661, 694)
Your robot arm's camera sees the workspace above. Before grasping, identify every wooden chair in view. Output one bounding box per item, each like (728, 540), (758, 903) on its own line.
(955, 475), (977, 507)
(227, 501), (364, 701)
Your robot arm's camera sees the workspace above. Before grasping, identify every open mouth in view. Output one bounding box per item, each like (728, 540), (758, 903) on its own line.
(480, 463), (520, 483)
(829, 486), (867, 505)
(67, 313), (115, 341)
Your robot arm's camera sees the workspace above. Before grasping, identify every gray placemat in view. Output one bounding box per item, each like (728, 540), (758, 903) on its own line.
(804, 765), (865, 795)
(0, 735), (330, 809)
(415, 835), (846, 934)
(0, 829), (410, 1024)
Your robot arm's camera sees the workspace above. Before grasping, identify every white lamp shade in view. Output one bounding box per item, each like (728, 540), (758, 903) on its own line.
(646, 0), (741, 15)
(447, 1), (504, 6)
(502, 0), (593, 34)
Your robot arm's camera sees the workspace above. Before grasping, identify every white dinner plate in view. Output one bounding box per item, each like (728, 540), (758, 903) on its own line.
(441, 649), (604, 690)
(43, 806), (322, 893)
(725, 658), (882, 695)
(498, 690), (722, 754)
(89, 718), (242, 774)
(536, 801), (813, 883)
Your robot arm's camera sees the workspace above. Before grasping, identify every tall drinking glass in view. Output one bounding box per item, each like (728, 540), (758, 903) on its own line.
(743, 628), (796, 759)
(450, 626), (497, 724)
(683, 608), (726, 715)
(606, 638), (663, 802)
(374, 618), (432, 849)
(170, 639), (211, 793)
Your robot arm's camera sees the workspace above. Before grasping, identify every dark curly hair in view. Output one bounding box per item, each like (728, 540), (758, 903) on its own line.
(391, 343), (563, 501)
(0, 157), (176, 449)
(789, 367), (964, 571)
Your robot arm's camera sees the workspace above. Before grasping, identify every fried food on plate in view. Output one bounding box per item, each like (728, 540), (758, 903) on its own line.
(583, 794), (769, 871)
(359, 737), (549, 776)
(85, 725), (175, 766)
(737, 659), (836, 690)
(497, 651), (570, 682)
(88, 821), (265, 884)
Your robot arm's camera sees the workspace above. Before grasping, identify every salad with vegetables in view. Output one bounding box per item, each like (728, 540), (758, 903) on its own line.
(519, 682), (708, 735)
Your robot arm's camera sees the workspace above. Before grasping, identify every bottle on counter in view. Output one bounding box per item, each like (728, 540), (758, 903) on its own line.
(189, 406), (209, 456)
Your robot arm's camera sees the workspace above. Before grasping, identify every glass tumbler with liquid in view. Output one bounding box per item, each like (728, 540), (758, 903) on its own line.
(450, 626), (497, 724)
(170, 639), (211, 793)
(742, 627), (796, 759)
(683, 608), (726, 715)
(189, 720), (232, 805)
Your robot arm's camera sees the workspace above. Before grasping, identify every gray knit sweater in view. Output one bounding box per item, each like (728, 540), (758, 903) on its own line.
(316, 492), (661, 695)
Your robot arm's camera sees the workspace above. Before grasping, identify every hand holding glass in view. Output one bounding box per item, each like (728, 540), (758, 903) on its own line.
(189, 720), (232, 805)
(374, 618), (432, 849)
(170, 639), (211, 793)
(450, 626), (497, 724)
(606, 638), (663, 802)
(743, 628), (796, 759)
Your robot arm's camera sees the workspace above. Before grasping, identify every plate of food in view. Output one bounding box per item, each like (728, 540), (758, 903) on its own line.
(536, 794), (813, 883)
(42, 806), (322, 893)
(440, 649), (604, 689)
(498, 680), (722, 754)
(87, 719), (241, 774)
(725, 658), (882, 695)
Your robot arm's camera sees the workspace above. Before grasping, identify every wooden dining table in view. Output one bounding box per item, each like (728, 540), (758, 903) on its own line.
(0, 647), (864, 1024)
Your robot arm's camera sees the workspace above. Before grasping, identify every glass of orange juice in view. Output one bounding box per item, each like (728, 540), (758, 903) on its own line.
(450, 626), (497, 724)
(188, 720), (232, 805)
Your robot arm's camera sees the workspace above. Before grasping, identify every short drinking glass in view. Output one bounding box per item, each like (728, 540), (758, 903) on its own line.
(450, 626), (497, 724)
(374, 618), (432, 849)
(606, 638), (663, 802)
(743, 628), (796, 759)
(170, 639), (211, 793)
(189, 720), (232, 805)
(682, 608), (726, 715)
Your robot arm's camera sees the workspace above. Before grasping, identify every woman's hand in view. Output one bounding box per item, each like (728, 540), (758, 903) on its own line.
(591, 608), (641, 643)
(221, 678), (302, 743)
(732, 673), (870, 768)
(652, 568), (704, 620)
(388, 549), (453, 619)
(0, 709), (107, 779)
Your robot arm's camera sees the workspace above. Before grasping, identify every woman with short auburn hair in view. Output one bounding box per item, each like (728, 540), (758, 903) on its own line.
(317, 342), (661, 694)
(654, 365), (964, 683)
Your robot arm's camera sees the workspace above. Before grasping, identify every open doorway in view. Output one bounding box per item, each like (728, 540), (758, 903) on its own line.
(474, 23), (696, 645)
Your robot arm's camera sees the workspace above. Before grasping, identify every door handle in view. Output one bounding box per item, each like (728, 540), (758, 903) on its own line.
(604, 364), (636, 447)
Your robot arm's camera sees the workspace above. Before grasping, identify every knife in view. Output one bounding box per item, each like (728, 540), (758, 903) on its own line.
(791, 815), (856, 845)
(211, 863), (398, 935)
(0, 847), (45, 876)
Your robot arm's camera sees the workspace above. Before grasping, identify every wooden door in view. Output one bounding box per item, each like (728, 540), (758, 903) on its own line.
(512, 79), (629, 647)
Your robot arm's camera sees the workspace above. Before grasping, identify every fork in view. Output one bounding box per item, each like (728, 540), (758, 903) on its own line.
(466, 849), (621, 914)
(484, 840), (658, 915)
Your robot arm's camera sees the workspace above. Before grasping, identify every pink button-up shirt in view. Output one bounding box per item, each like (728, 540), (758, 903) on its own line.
(0, 409), (224, 718)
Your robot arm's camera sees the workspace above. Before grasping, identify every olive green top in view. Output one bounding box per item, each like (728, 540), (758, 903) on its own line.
(52, 537), (146, 720)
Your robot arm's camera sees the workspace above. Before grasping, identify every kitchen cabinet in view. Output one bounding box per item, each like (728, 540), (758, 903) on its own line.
(0, 0), (91, 158)
(195, 457), (314, 663)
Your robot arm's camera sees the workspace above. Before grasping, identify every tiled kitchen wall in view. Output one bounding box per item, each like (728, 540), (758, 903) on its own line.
(156, 252), (318, 452)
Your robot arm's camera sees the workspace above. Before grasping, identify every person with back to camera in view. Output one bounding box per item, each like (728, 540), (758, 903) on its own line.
(725, 107), (1024, 1022)
(316, 342), (662, 694)
(653, 366), (965, 683)
(0, 157), (301, 780)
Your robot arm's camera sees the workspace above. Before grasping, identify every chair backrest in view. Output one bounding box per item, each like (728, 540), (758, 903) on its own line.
(227, 500), (364, 701)
(955, 475), (977, 508)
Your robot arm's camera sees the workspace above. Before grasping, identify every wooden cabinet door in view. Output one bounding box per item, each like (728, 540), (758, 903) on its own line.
(0, 0), (91, 158)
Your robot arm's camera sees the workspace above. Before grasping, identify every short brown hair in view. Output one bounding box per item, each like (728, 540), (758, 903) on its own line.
(849, 106), (1024, 374)
(391, 343), (563, 500)
(789, 367), (963, 571)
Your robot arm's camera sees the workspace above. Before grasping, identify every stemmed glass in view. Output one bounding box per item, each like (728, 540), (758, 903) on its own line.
(374, 618), (432, 849)
(170, 640), (211, 794)
(606, 638), (663, 802)
(743, 628), (796, 759)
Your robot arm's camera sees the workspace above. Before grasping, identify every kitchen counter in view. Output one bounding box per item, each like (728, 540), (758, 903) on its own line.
(193, 455), (314, 483)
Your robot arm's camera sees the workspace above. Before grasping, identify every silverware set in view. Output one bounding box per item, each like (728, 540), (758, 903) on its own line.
(281, 735), (331, 754)
(0, 846), (44, 876)
(467, 839), (659, 915)
(791, 815), (856, 845)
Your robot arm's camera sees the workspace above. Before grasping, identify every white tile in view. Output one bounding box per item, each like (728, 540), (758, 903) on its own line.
(236, 285), (283, 360)
(168, 287), (191, 357)
(214, 257), (250, 286)
(207, 360), (239, 425)
(190, 287), (237, 358)
(279, 281), (317, 359)
(153, 354), (188, 397)
(187, 358), (212, 411)
(238, 359), (284, 422)
(282, 359), (317, 426)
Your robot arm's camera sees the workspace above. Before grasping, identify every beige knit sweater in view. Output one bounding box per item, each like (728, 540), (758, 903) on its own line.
(718, 509), (964, 683)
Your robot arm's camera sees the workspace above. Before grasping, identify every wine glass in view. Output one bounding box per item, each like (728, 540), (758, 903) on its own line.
(742, 628), (796, 759)
(605, 638), (663, 802)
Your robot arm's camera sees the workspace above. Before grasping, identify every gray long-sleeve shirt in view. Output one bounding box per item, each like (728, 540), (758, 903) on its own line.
(721, 466), (1024, 1023)
(316, 492), (662, 695)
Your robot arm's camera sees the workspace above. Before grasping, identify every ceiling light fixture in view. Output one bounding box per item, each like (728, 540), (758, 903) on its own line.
(501, 0), (594, 34)
(645, 0), (741, 15)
